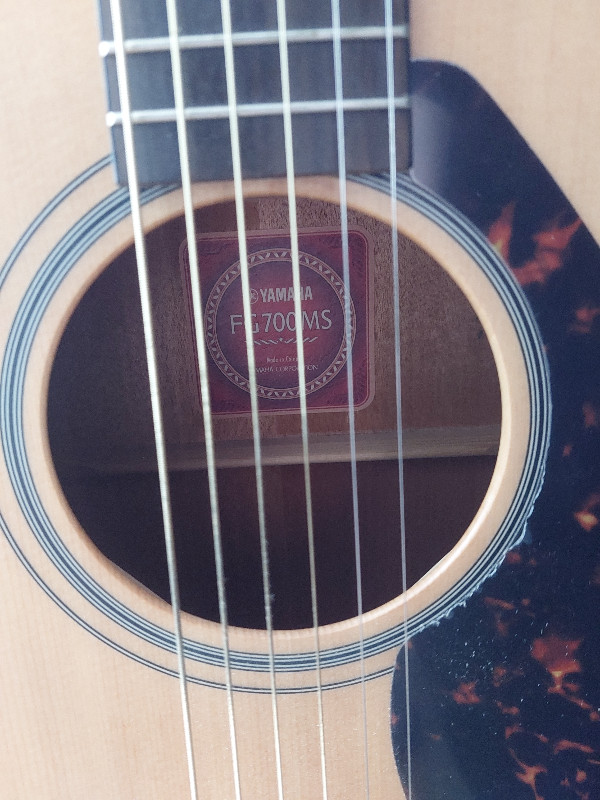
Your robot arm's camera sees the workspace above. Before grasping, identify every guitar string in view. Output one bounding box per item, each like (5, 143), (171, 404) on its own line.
(384, 1), (412, 798)
(219, 1), (285, 798)
(164, 1), (242, 798)
(112, 5), (407, 798)
(329, 1), (371, 797)
(274, 1), (329, 798)
(108, 1), (199, 798)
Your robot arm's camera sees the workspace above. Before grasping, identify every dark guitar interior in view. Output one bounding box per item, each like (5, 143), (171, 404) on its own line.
(47, 196), (500, 630)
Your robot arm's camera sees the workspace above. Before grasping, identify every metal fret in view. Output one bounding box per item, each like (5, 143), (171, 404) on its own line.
(99, 24), (409, 56)
(106, 94), (410, 126)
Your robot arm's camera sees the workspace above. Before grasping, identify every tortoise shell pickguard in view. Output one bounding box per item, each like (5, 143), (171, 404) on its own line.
(392, 62), (600, 800)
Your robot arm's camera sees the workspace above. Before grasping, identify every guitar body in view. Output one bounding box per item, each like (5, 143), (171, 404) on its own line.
(1, 2), (599, 798)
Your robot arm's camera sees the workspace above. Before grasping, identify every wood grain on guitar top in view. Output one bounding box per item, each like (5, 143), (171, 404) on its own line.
(0, 2), (596, 799)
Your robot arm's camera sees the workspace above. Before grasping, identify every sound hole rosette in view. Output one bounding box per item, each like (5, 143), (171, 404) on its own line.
(0, 161), (549, 691)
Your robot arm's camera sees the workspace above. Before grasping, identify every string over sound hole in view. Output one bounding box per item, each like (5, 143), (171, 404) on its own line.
(47, 197), (501, 630)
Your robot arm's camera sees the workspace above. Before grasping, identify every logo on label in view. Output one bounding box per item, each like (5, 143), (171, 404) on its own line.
(204, 248), (356, 399)
(180, 227), (372, 414)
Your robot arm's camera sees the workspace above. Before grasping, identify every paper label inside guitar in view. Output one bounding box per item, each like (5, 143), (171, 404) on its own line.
(179, 228), (372, 413)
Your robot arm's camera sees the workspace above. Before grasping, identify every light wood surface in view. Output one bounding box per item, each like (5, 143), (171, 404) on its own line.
(411, 0), (600, 245)
(0, 2), (596, 798)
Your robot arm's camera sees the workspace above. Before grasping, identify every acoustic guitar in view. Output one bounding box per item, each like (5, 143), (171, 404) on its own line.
(1, 2), (598, 798)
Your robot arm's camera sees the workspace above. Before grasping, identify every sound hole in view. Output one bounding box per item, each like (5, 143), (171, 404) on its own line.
(47, 198), (501, 630)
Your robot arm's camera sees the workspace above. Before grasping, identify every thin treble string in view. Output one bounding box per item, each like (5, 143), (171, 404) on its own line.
(218, 2), (285, 799)
(274, 2), (329, 798)
(383, 1), (412, 798)
(164, 1), (242, 799)
(330, 2), (370, 798)
(108, 1), (198, 798)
